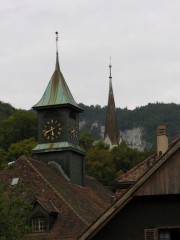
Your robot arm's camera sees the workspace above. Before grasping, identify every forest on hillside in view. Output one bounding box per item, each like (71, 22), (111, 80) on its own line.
(79, 102), (180, 148)
(0, 100), (180, 187)
(0, 100), (180, 150)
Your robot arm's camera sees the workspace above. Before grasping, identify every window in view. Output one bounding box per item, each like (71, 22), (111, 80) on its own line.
(159, 230), (171, 240)
(158, 229), (180, 240)
(11, 177), (19, 185)
(32, 217), (45, 232)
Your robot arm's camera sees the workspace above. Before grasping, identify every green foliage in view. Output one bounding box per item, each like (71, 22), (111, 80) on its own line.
(0, 101), (15, 121)
(111, 141), (148, 173)
(93, 141), (110, 150)
(5, 138), (37, 162)
(0, 109), (37, 150)
(0, 148), (8, 171)
(86, 146), (116, 187)
(80, 130), (94, 151)
(0, 181), (31, 240)
(85, 140), (152, 188)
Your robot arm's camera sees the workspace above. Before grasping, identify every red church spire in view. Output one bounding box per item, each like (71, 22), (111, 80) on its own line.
(104, 61), (121, 148)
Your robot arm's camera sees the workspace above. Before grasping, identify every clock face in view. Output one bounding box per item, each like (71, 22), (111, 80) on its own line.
(42, 119), (62, 142)
(69, 122), (78, 141)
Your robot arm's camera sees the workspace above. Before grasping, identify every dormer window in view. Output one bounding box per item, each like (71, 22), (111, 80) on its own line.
(32, 217), (45, 232)
(28, 198), (59, 234)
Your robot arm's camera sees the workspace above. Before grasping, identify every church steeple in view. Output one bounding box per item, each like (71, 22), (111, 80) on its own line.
(104, 61), (121, 148)
(32, 33), (85, 186)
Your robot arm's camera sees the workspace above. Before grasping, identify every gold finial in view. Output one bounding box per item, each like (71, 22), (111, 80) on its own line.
(109, 56), (112, 78)
(55, 31), (59, 53)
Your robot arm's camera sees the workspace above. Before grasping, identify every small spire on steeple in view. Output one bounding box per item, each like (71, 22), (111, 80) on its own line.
(55, 31), (59, 53)
(55, 31), (60, 70)
(109, 57), (112, 79)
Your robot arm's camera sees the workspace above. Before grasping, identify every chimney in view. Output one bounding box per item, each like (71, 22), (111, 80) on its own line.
(157, 125), (168, 156)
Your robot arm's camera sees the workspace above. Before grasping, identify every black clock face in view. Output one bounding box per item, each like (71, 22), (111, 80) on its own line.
(42, 119), (62, 142)
(69, 122), (78, 141)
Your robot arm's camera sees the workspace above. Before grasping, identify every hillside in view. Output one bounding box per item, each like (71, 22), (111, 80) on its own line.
(0, 101), (180, 151)
(0, 101), (16, 121)
(79, 102), (180, 150)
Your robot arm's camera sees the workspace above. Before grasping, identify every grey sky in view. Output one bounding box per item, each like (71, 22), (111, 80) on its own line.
(0, 0), (179, 110)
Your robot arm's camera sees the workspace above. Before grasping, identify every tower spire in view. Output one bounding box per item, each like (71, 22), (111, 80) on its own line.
(55, 31), (60, 70)
(104, 59), (121, 148)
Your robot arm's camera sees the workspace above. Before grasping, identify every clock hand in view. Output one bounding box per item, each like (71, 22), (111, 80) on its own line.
(44, 127), (55, 134)
(51, 128), (54, 136)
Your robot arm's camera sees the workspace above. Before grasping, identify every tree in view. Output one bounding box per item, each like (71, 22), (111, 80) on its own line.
(86, 146), (116, 187)
(111, 141), (150, 173)
(0, 110), (37, 150)
(93, 141), (110, 150)
(80, 130), (94, 151)
(5, 138), (37, 163)
(0, 181), (31, 240)
(0, 148), (8, 171)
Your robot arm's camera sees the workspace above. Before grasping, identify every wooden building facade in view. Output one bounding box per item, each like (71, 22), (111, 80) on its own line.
(80, 138), (180, 240)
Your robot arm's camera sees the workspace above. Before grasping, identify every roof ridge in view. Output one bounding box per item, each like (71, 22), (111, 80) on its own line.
(115, 153), (156, 182)
(24, 157), (89, 226)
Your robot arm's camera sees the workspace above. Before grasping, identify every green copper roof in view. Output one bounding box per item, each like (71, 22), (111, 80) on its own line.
(33, 53), (83, 112)
(32, 142), (85, 155)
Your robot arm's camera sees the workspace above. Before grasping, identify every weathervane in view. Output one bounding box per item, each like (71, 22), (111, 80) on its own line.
(55, 31), (59, 53)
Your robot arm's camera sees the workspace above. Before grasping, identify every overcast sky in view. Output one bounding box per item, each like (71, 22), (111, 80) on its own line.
(0, 0), (179, 110)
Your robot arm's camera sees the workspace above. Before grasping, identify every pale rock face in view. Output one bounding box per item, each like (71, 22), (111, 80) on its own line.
(121, 127), (147, 151)
(79, 120), (86, 129)
(79, 121), (149, 151)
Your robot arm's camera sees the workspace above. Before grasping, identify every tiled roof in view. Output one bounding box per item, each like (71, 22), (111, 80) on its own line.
(0, 156), (112, 240)
(116, 138), (180, 186)
(116, 154), (156, 183)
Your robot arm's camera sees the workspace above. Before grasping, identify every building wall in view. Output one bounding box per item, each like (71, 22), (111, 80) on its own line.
(34, 150), (85, 186)
(92, 195), (180, 240)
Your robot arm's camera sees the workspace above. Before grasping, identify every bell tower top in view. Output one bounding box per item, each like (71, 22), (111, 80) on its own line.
(32, 33), (85, 186)
(33, 32), (82, 112)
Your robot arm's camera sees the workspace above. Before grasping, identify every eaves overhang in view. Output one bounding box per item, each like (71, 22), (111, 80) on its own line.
(33, 102), (83, 112)
(32, 142), (85, 155)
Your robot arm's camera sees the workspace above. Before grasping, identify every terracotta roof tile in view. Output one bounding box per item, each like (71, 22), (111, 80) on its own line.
(0, 156), (112, 239)
(114, 138), (180, 201)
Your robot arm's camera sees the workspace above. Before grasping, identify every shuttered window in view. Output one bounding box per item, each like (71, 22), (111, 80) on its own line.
(145, 229), (155, 240)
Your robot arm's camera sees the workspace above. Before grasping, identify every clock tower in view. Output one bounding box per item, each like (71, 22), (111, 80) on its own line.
(32, 33), (85, 186)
